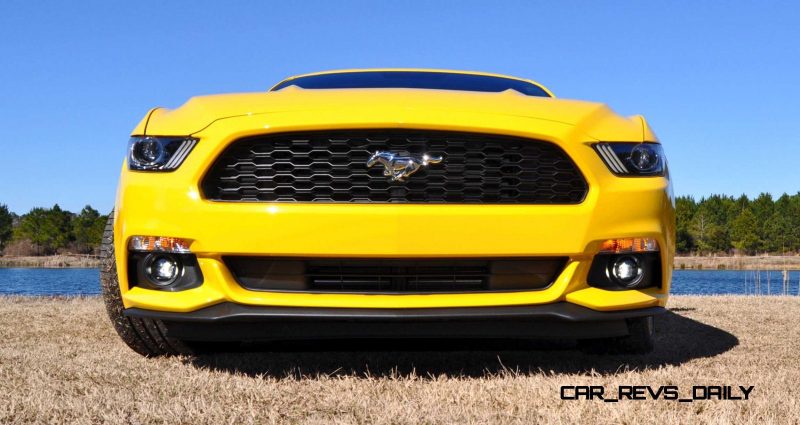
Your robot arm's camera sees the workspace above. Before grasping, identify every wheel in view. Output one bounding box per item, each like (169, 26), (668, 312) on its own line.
(578, 316), (655, 355)
(100, 211), (193, 356)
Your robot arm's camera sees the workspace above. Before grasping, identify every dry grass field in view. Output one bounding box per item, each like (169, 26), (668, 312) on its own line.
(1, 296), (798, 424)
(0, 256), (101, 269)
(674, 255), (800, 271)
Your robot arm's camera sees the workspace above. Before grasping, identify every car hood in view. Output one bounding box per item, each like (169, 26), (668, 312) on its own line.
(137, 87), (649, 141)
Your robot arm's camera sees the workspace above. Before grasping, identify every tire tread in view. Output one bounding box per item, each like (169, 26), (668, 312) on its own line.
(99, 211), (191, 356)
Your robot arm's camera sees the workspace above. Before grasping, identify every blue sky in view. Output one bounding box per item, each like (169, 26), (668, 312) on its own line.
(1, 1), (798, 213)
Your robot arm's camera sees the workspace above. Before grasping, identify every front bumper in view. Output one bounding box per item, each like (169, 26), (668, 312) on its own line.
(125, 303), (667, 341)
(115, 112), (674, 314)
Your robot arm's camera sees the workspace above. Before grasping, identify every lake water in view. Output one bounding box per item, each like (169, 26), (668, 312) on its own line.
(0, 268), (100, 296)
(0, 268), (798, 296)
(671, 270), (800, 295)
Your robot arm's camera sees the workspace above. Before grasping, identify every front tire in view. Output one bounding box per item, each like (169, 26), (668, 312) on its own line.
(100, 211), (192, 356)
(578, 316), (655, 355)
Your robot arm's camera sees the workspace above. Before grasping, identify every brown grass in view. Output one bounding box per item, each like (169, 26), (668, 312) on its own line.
(0, 296), (798, 424)
(0, 255), (101, 269)
(675, 255), (800, 270)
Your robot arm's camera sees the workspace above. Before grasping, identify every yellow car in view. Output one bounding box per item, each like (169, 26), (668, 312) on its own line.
(100, 69), (674, 356)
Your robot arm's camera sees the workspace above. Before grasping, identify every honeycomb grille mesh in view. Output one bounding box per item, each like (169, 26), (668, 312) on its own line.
(201, 130), (588, 204)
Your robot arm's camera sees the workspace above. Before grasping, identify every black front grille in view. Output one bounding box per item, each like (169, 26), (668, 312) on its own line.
(201, 130), (587, 204)
(224, 257), (568, 294)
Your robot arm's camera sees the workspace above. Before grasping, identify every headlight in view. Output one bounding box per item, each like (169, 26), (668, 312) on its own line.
(127, 137), (198, 171)
(594, 142), (666, 176)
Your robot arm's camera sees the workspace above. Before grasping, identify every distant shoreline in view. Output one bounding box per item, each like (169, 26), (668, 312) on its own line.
(0, 255), (101, 269)
(2, 254), (799, 270)
(675, 255), (800, 270)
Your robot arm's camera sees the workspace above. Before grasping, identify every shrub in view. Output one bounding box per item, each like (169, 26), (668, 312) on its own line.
(1, 239), (39, 256)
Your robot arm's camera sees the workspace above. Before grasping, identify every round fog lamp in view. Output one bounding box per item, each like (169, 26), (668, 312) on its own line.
(629, 144), (659, 172)
(132, 138), (165, 165)
(145, 254), (180, 286)
(611, 256), (644, 287)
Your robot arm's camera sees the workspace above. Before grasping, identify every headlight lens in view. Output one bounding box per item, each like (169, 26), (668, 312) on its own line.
(127, 137), (198, 171)
(594, 142), (666, 176)
(131, 138), (165, 165)
(629, 144), (660, 172)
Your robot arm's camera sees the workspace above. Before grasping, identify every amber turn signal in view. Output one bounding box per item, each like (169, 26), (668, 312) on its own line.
(129, 236), (192, 253)
(599, 238), (659, 253)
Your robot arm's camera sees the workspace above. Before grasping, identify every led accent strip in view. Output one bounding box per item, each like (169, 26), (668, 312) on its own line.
(164, 139), (198, 169)
(596, 143), (628, 173)
(596, 144), (621, 173)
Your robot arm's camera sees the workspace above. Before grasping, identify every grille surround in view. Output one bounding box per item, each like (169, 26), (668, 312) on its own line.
(224, 257), (569, 294)
(201, 130), (588, 204)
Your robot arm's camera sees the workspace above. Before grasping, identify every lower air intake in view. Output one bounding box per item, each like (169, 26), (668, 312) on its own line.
(223, 257), (568, 294)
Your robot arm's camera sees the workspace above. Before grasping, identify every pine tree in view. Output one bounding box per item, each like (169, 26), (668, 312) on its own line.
(0, 204), (13, 250)
(731, 209), (761, 254)
(72, 206), (106, 253)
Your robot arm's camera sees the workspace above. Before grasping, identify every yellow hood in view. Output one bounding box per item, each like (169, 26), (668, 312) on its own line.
(136, 87), (651, 142)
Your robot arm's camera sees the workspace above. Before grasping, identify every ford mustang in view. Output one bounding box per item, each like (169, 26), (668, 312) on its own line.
(100, 69), (675, 356)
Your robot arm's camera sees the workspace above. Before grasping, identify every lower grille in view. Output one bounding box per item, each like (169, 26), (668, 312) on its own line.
(201, 130), (588, 204)
(224, 257), (568, 294)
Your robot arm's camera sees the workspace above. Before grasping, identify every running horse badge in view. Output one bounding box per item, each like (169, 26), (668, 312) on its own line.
(366, 151), (443, 182)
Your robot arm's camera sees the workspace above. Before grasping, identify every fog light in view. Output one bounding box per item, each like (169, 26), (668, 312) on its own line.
(611, 255), (644, 288)
(145, 254), (181, 287)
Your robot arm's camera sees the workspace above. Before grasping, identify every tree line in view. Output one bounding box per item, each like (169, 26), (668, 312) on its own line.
(677, 193), (800, 254)
(2, 193), (800, 256)
(0, 204), (108, 256)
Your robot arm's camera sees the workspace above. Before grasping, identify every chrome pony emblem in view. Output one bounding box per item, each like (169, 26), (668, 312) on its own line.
(366, 151), (443, 182)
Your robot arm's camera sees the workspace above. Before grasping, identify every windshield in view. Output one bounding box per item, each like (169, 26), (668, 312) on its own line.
(271, 71), (550, 97)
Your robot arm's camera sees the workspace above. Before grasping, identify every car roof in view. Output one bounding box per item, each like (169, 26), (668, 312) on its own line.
(270, 68), (554, 97)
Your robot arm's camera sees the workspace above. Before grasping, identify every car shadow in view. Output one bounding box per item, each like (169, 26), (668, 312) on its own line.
(185, 311), (738, 378)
